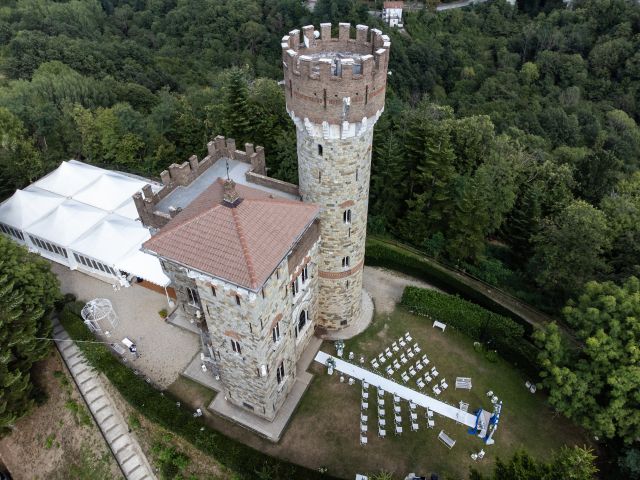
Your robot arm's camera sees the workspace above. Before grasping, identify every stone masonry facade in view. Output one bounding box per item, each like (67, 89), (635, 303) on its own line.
(159, 226), (319, 421)
(283, 23), (390, 329)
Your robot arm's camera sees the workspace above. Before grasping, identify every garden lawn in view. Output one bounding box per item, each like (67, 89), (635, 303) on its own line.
(291, 307), (591, 479)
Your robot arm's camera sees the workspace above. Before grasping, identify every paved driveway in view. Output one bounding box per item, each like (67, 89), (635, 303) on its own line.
(51, 263), (199, 388)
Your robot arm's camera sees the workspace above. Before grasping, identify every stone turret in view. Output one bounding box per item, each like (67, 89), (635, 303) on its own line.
(283, 23), (390, 330)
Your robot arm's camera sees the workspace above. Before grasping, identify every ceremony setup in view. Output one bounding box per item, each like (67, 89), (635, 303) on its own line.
(315, 326), (502, 458)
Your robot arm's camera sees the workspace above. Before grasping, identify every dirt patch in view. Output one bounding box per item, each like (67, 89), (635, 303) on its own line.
(363, 266), (440, 313)
(0, 352), (120, 480)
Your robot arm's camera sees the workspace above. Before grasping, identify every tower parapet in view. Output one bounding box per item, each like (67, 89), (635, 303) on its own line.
(282, 23), (390, 138)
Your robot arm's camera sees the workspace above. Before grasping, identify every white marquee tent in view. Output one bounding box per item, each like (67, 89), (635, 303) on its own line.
(0, 160), (169, 287)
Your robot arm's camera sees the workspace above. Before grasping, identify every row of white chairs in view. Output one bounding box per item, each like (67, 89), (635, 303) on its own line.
(371, 343), (422, 370)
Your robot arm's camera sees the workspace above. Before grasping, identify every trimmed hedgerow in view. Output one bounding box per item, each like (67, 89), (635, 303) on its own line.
(59, 306), (337, 480)
(400, 286), (539, 374)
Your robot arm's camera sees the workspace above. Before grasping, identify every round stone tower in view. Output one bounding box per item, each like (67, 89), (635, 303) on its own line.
(282, 23), (390, 330)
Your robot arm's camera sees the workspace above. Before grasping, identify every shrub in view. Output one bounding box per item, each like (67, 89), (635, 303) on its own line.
(58, 306), (337, 480)
(365, 238), (532, 331)
(401, 286), (539, 373)
(158, 308), (168, 318)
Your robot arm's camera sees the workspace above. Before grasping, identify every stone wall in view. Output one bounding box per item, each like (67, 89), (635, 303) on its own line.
(296, 129), (372, 329)
(156, 230), (319, 421)
(134, 135), (298, 229)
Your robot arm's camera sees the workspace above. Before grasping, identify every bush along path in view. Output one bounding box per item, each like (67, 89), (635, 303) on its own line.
(58, 304), (339, 480)
(52, 317), (156, 480)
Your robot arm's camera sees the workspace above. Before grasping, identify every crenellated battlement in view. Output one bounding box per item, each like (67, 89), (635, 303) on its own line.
(282, 23), (390, 130)
(134, 135), (299, 229)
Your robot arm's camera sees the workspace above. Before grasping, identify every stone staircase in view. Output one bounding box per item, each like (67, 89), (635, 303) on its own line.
(52, 318), (156, 480)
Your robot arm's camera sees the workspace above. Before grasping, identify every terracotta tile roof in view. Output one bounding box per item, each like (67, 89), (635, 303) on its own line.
(143, 179), (319, 291)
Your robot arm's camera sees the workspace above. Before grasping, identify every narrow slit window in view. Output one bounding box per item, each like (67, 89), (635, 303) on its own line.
(342, 256), (350, 268)
(318, 144), (323, 156)
(235, 294), (241, 306)
(343, 209), (352, 224)
(211, 285), (216, 297)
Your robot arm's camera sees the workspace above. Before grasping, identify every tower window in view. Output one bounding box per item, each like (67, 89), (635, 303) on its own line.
(318, 144), (323, 156)
(235, 294), (241, 306)
(230, 339), (241, 354)
(301, 265), (308, 283)
(356, 168), (359, 181)
(296, 310), (308, 337)
(318, 171), (322, 182)
(342, 256), (350, 268)
(272, 321), (281, 343)
(211, 285), (216, 297)
(291, 278), (299, 296)
(276, 360), (285, 384)
(343, 209), (352, 224)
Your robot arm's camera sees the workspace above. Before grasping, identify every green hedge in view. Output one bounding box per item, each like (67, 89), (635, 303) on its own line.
(365, 239), (534, 335)
(59, 306), (338, 480)
(400, 286), (539, 374)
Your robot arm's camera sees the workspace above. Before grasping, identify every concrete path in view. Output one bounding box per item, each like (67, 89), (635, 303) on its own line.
(52, 318), (156, 480)
(315, 351), (477, 427)
(363, 266), (440, 314)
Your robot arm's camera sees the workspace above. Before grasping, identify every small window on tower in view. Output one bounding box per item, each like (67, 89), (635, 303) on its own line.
(235, 294), (241, 306)
(343, 209), (352, 224)
(211, 285), (216, 297)
(342, 256), (350, 268)
(318, 144), (323, 156)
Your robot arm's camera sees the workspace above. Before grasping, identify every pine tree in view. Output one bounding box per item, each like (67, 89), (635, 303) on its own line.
(222, 68), (253, 146)
(0, 236), (60, 432)
(370, 132), (407, 233)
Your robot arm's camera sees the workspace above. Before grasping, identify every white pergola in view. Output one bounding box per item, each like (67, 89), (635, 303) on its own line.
(0, 160), (169, 287)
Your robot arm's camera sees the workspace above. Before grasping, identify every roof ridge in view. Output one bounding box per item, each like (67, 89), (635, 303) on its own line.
(146, 201), (223, 244)
(231, 207), (258, 289)
(242, 197), (319, 208)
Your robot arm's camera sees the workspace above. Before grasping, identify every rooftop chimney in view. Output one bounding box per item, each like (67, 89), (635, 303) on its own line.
(223, 179), (242, 207)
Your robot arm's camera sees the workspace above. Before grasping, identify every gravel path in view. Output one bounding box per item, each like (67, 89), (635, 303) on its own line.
(362, 266), (440, 314)
(52, 263), (199, 388)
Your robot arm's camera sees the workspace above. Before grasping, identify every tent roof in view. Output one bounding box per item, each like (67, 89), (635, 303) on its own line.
(73, 172), (149, 213)
(0, 187), (65, 229)
(70, 214), (151, 264)
(116, 249), (170, 287)
(25, 199), (107, 246)
(32, 161), (104, 197)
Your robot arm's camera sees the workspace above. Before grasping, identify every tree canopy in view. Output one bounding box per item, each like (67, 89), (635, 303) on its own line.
(0, 236), (60, 432)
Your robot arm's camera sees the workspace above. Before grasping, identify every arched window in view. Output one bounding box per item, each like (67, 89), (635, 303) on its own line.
(296, 310), (308, 337)
(343, 209), (351, 224)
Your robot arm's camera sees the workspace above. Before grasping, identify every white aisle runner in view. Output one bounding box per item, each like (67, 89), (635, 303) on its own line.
(315, 351), (477, 428)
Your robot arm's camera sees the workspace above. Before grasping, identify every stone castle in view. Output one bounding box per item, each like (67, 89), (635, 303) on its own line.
(139, 23), (390, 429)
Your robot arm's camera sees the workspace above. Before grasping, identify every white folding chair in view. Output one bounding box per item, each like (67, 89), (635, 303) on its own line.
(433, 385), (441, 395)
(405, 332), (412, 342)
(428, 419), (435, 428)
(400, 355), (408, 364)
(478, 449), (485, 459)
(394, 405), (401, 414)
(386, 366), (394, 376)
(411, 412), (418, 421)
(378, 407), (385, 417)
(441, 379), (448, 390)
(413, 343), (421, 353)
(393, 360), (401, 369)
(427, 409), (434, 418)
(401, 372), (409, 383)
(361, 401), (368, 410)
(362, 391), (369, 400)
(363, 381), (369, 389)
(360, 435), (368, 445)
(409, 367), (417, 377)
(372, 360), (379, 369)
(394, 414), (402, 424)
(411, 421), (419, 431)
(417, 379), (425, 389)
(361, 413), (368, 423)
(392, 342), (399, 352)
(416, 361), (424, 371)
(399, 339), (406, 348)
(425, 374), (432, 383)
(378, 398), (385, 407)
(393, 394), (400, 403)
(379, 428), (386, 438)
(360, 423), (368, 433)
(432, 369), (439, 378)
(378, 353), (386, 364)
(409, 401), (416, 410)
(395, 425), (403, 435)
(378, 418), (386, 427)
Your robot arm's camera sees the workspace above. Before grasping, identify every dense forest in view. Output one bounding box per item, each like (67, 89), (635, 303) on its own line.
(1, 0), (640, 476)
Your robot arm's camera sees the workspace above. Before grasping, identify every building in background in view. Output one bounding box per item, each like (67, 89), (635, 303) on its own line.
(382, 1), (404, 27)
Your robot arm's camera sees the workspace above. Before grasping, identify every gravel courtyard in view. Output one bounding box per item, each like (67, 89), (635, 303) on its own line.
(51, 263), (200, 388)
(363, 265), (440, 313)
